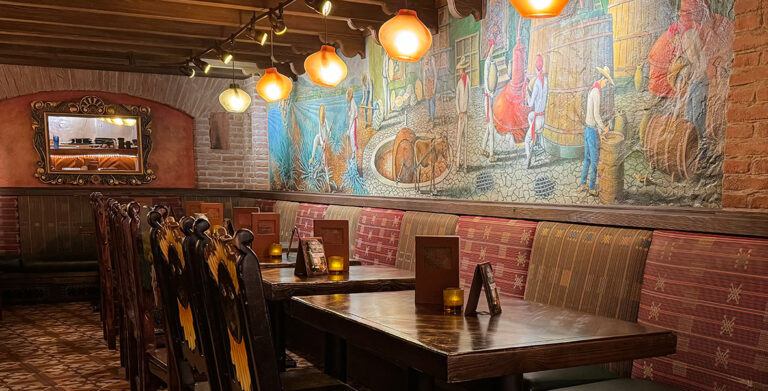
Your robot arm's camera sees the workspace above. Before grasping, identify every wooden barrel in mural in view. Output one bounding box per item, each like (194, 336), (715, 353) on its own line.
(392, 127), (417, 183)
(607, 0), (673, 82)
(643, 114), (699, 181)
(543, 14), (614, 159)
(598, 132), (625, 204)
(526, 1), (578, 75)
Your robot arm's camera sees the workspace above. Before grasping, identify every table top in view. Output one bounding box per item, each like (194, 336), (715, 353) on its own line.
(260, 265), (415, 301)
(290, 290), (676, 383)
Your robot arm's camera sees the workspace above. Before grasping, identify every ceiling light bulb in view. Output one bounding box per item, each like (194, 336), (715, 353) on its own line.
(270, 10), (287, 35)
(219, 83), (252, 113)
(305, 0), (333, 16)
(258, 32), (268, 46)
(379, 10), (432, 62)
(179, 65), (196, 78)
(217, 47), (233, 64)
(304, 45), (347, 87)
(509, 0), (568, 17)
(256, 68), (293, 102)
(193, 58), (212, 74)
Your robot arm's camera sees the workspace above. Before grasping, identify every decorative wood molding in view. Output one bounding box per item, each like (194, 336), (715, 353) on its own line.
(31, 95), (155, 186)
(445, 0), (484, 21)
(1, 187), (766, 238)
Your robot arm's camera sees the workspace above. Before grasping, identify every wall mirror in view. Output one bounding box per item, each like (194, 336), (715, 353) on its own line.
(32, 96), (156, 185)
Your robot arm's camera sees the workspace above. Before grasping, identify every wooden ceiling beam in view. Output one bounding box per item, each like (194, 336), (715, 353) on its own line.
(0, 0), (363, 39)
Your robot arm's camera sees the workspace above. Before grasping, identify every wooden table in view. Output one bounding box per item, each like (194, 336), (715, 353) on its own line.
(262, 252), (362, 269)
(260, 265), (415, 370)
(290, 291), (677, 390)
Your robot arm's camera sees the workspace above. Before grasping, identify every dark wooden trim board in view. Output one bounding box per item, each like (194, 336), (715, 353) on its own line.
(1, 187), (767, 238)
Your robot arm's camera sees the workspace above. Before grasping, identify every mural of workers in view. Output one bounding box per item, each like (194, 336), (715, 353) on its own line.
(525, 54), (548, 169)
(382, 52), (391, 119)
(266, 0), (734, 208)
(579, 66), (614, 196)
(361, 73), (373, 125)
(309, 104), (332, 192)
(423, 54), (438, 125)
(455, 56), (471, 173)
(346, 87), (359, 159)
(481, 40), (498, 162)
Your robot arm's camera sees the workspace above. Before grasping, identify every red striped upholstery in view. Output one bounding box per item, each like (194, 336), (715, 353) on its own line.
(632, 231), (768, 390)
(295, 203), (329, 238)
(353, 208), (405, 266)
(456, 216), (537, 298)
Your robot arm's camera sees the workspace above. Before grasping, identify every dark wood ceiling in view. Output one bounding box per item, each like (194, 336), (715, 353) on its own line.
(0, 0), (483, 79)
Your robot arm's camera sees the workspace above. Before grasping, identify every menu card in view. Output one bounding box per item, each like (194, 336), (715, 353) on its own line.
(292, 226), (329, 277)
(415, 235), (460, 305)
(313, 220), (350, 272)
(464, 262), (502, 316)
(233, 206), (261, 230)
(200, 203), (224, 227)
(184, 201), (203, 217)
(250, 213), (280, 260)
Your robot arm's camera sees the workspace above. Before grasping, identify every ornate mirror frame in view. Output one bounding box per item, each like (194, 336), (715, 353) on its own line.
(31, 96), (156, 185)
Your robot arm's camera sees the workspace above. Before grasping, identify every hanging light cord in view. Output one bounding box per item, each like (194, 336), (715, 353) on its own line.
(271, 30), (275, 68)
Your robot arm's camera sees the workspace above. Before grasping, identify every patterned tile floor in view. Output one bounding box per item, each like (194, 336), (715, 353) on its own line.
(0, 302), (129, 391)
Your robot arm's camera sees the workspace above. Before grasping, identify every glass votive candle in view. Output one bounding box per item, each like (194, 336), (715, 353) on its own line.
(443, 288), (464, 315)
(328, 256), (344, 274)
(269, 242), (283, 262)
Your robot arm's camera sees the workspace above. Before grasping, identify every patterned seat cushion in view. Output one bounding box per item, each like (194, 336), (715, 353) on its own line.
(274, 201), (300, 244)
(631, 231), (768, 391)
(325, 205), (362, 256)
(526, 222), (652, 376)
(456, 216), (537, 298)
(354, 208), (406, 266)
(295, 203), (329, 238)
(394, 211), (459, 271)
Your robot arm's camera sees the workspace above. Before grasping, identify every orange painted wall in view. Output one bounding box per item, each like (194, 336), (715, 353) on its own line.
(0, 91), (195, 188)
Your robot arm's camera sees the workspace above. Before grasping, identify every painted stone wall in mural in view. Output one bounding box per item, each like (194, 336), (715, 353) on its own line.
(268, 0), (734, 208)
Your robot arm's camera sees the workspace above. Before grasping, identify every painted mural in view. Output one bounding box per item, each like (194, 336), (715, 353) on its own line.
(268, 0), (735, 208)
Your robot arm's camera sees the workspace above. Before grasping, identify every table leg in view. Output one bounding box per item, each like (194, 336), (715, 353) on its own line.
(455, 374), (523, 391)
(267, 300), (296, 371)
(408, 368), (434, 391)
(324, 333), (347, 381)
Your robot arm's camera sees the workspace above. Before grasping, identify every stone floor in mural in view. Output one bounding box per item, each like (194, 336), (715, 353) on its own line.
(360, 88), (722, 208)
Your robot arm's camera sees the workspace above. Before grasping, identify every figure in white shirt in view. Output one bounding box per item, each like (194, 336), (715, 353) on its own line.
(525, 54), (548, 169)
(455, 57), (471, 173)
(579, 66), (614, 196)
(346, 88), (358, 159)
(382, 53), (391, 119)
(309, 104), (332, 192)
(361, 73), (373, 125)
(481, 40), (498, 163)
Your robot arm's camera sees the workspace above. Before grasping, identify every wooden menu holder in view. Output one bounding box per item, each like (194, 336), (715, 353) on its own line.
(233, 207), (260, 230)
(184, 201), (203, 217)
(289, 227), (329, 277)
(313, 220), (350, 272)
(415, 235), (460, 305)
(200, 203), (224, 227)
(464, 262), (502, 316)
(250, 213), (280, 261)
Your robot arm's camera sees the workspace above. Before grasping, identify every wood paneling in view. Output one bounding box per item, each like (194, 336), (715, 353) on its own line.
(17, 195), (96, 261)
(1, 187), (766, 238)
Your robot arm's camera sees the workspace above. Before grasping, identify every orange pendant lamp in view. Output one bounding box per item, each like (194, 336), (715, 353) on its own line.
(304, 45), (348, 87)
(378, 9), (432, 62)
(509, 0), (568, 18)
(257, 68), (293, 102)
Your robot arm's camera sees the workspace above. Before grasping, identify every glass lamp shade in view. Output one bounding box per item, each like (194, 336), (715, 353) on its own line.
(256, 68), (293, 102)
(509, 0), (568, 18)
(218, 83), (252, 113)
(378, 9), (432, 62)
(304, 45), (348, 88)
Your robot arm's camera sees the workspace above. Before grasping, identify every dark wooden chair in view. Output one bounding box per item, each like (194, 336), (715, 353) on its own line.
(149, 211), (219, 391)
(194, 224), (355, 391)
(107, 199), (129, 370)
(90, 192), (119, 350)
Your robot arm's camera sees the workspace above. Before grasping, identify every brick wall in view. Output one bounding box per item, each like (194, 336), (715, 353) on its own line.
(723, 0), (768, 210)
(0, 64), (271, 191)
(0, 196), (20, 256)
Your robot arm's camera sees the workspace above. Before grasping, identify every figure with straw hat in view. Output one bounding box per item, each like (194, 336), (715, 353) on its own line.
(310, 104), (332, 192)
(579, 66), (614, 196)
(455, 56), (471, 173)
(481, 40), (498, 162)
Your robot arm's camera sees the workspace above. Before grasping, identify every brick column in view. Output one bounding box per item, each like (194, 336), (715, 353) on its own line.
(723, 0), (768, 209)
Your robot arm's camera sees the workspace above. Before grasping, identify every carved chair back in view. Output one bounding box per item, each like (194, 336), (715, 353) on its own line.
(149, 211), (219, 391)
(107, 199), (135, 380)
(90, 192), (117, 348)
(196, 226), (281, 391)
